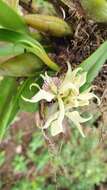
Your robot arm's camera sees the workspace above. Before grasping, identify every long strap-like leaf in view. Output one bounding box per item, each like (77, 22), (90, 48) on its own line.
(80, 41), (107, 91)
(0, 43), (24, 56)
(0, 77), (32, 141)
(0, 28), (59, 71)
(0, 0), (28, 33)
(0, 53), (44, 77)
(0, 77), (17, 141)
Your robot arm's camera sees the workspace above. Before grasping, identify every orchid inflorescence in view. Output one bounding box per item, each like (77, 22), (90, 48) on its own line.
(22, 63), (100, 137)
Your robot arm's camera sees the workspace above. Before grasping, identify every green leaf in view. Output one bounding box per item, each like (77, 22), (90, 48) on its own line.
(0, 43), (24, 56)
(80, 41), (107, 91)
(0, 77), (17, 115)
(80, 41), (107, 72)
(0, 28), (59, 71)
(0, 0), (28, 33)
(0, 74), (43, 141)
(0, 53), (44, 77)
(0, 77), (18, 140)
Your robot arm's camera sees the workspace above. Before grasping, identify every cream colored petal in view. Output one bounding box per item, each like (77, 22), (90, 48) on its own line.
(43, 97), (65, 136)
(74, 72), (87, 88)
(78, 93), (93, 100)
(70, 67), (83, 83)
(40, 72), (50, 82)
(78, 99), (89, 107)
(60, 63), (84, 95)
(78, 92), (100, 105)
(29, 83), (40, 91)
(65, 98), (89, 109)
(61, 62), (81, 88)
(60, 62), (72, 88)
(60, 82), (79, 97)
(66, 111), (92, 137)
(69, 111), (92, 123)
(50, 97), (65, 136)
(65, 97), (79, 109)
(65, 61), (72, 81)
(43, 112), (58, 129)
(51, 120), (64, 136)
(22, 89), (55, 103)
(57, 97), (65, 127)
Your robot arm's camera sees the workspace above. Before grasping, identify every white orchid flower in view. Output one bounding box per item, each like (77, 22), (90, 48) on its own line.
(22, 62), (100, 137)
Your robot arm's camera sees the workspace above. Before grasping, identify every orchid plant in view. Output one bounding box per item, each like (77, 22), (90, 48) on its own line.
(22, 63), (100, 137)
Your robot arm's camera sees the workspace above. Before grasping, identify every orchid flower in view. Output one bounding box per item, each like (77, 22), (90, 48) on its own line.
(22, 63), (100, 137)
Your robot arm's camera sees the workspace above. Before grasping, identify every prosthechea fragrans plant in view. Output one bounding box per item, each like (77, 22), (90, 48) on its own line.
(0, 0), (107, 140)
